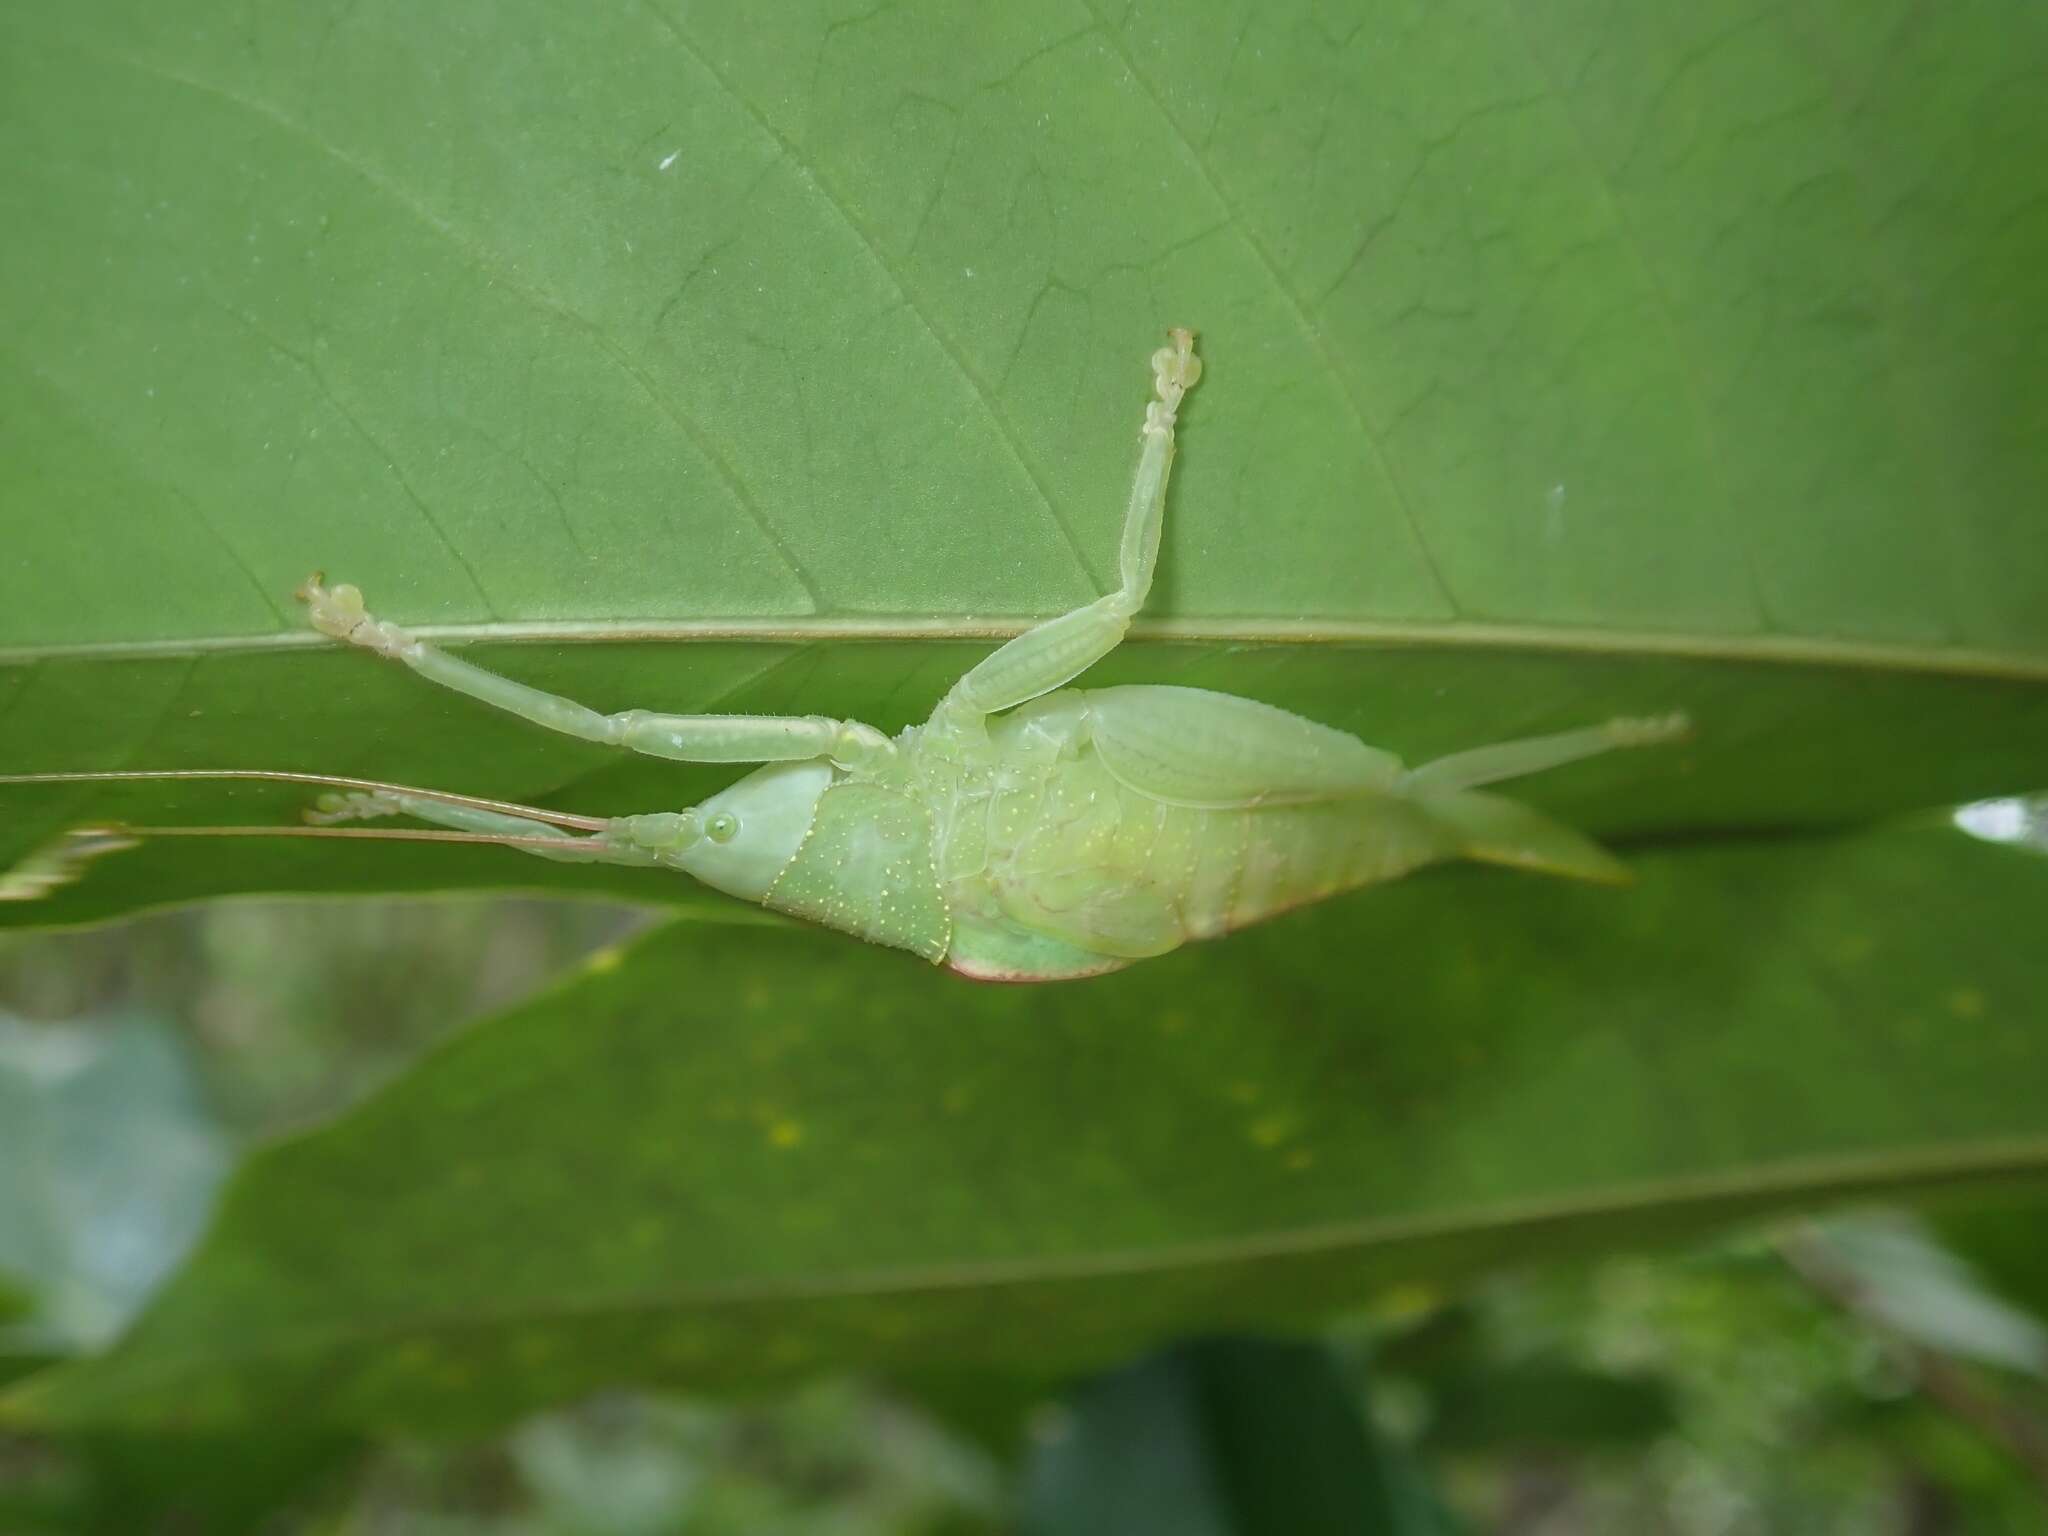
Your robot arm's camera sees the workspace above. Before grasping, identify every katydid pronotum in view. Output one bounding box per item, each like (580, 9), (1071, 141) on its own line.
(2, 331), (1686, 980)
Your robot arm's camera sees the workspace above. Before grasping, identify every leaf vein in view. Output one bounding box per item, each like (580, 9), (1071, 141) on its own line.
(1505, 4), (1781, 628)
(17, 1134), (2046, 1413)
(42, 30), (826, 611)
(635, 0), (1100, 595)
(1080, 2), (1463, 615)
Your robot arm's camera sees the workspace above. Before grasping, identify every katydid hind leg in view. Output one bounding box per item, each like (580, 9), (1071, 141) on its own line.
(939, 330), (1201, 720)
(1400, 713), (1690, 796)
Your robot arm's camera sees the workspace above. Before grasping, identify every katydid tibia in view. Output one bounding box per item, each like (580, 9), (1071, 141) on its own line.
(1, 331), (1687, 979)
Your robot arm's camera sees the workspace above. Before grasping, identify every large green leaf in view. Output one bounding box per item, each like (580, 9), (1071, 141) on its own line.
(7, 821), (2046, 1434)
(1018, 1339), (1455, 1535)
(3, 0), (2046, 920)
(8, 641), (2048, 930)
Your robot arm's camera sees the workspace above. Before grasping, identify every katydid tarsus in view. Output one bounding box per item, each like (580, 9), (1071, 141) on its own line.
(2, 330), (1686, 979)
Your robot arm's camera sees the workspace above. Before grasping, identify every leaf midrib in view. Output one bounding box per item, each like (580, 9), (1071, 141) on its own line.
(9, 1133), (2045, 1408)
(4, 619), (2046, 682)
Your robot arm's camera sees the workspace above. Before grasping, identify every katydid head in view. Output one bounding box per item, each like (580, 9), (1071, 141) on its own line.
(659, 759), (833, 902)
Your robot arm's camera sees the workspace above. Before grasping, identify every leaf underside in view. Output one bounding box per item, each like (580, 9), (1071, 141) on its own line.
(0, 0), (2044, 1441)
(2, 0), (2045, 921)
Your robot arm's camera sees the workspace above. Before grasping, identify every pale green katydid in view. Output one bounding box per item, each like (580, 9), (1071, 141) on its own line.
(2, 331), (1686, 979)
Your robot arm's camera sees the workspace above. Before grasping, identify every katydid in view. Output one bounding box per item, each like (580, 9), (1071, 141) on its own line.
(2, 331), (1685, 979)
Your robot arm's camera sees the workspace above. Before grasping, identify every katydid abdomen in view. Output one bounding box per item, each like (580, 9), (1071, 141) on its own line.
(908, 685), (1626, 979)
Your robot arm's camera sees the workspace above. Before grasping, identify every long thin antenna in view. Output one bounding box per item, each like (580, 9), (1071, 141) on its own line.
(91, 823), (599, 850)
(0, 769), (610, 832)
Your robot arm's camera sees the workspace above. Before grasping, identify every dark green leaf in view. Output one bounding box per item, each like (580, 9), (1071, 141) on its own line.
(1418, 1362), (1675, 1457)
(51, 1432), (356, 1536)
(0, 1277), (31, 1327)
(7, 822), (2047, 1434)
(1374, 1299), (1675, 1455)
(1019, 1338), (1453, 1536)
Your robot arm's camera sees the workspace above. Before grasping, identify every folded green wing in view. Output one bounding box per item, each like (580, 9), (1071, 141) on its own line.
(1081, 686), (1402, 809)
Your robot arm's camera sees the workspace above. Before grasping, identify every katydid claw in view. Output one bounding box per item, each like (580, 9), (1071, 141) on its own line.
(297, 574), (413, 657)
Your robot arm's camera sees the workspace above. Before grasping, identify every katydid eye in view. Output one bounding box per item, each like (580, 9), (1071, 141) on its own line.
(706, 812), (739, 844)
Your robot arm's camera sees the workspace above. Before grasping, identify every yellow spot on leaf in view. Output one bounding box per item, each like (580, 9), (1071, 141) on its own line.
(1376, 1283), (1439, 1322)
(1248, 1114), (1294, 1148)
(585, 945), (623, 975)
(1948, 987), (1986, 1018)
(768, 1119), (805, 1149)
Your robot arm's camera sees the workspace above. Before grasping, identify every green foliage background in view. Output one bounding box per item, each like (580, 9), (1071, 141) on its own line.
(1, 0), (2045, 1528)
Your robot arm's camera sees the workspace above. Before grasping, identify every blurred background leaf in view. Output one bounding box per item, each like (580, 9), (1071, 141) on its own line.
(9, 819), (2048, 1437)
(1019, 1338), (1458, 1535)
(5, 888), (2048, 1530)
(0, 1010), (355, 1535)
(1789, 1213), (2048, 1379)
(0, 1013), (227, 1354)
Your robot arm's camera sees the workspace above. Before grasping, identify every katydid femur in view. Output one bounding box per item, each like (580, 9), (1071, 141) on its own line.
(3, 331), (1685, 980)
